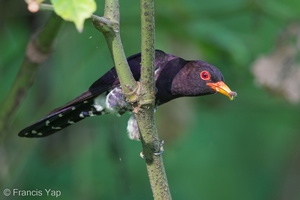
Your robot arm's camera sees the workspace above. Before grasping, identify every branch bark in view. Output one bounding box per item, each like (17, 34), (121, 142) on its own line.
(134, 0), (172, 199)
(92, 0), (138, 100)
(0, 13), (63, 141)
(93, 0), (172, 199)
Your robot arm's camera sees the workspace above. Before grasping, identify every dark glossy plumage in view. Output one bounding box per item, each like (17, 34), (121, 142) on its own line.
(18, 50), (236, 138)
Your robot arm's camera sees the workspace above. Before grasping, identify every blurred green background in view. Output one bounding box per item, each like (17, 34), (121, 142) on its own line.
(1, 0), (300, 199)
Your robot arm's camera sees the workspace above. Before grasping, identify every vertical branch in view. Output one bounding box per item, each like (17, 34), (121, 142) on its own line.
(0, 13), (63, 140)
(86, 0), (171, 198)
(134, 0), (172, 199)
(140, 0), (155, 99)
(93, 0), (172, 198)
(92, 0), (138, 97)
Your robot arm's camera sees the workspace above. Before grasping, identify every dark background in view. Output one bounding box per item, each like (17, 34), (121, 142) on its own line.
(1, 0), (300, 199)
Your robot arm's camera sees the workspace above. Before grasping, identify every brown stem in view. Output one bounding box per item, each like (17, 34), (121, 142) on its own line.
(0, 13), (63, 140)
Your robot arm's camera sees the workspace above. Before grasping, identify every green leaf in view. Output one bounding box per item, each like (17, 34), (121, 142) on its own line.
(51, 0), (96, 32)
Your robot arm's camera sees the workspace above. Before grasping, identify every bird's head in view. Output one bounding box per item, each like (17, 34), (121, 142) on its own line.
(171, 60), (237, 100)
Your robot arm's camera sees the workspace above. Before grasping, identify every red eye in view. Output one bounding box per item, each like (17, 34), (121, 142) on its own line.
(200, 71), (211, 81)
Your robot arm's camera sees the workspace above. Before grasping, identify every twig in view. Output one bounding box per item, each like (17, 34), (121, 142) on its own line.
(91, 0), (138, 97)
(134, 0), (172, 199)
(91, 0), (172, 198)
(0, 13), (63, 141)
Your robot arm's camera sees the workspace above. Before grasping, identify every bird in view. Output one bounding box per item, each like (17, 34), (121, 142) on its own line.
(18, 50), (237, 139)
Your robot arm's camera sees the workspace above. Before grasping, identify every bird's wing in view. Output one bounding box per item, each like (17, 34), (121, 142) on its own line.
(61, 49), (168, 111)
(18, 50), (168, 138)
(48, 50), (148, 115)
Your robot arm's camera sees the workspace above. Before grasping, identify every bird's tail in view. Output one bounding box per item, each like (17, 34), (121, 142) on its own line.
(18, 101), (101, 138)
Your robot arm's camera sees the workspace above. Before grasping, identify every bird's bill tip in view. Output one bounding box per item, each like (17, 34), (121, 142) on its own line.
(206, 81), (237, 100)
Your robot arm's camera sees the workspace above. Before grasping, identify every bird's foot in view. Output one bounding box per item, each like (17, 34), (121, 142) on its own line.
(153, 140), (165, 156)
(139, 140), (165, 159)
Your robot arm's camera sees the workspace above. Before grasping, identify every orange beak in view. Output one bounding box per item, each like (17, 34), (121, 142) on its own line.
(206, 81), (237, 100)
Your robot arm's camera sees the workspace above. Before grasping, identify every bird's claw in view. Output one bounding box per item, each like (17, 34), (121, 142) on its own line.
(154, 140), (165, 156)
(139, 140), (165, 159)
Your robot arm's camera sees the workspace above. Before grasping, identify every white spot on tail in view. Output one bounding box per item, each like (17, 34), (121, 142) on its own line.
(31, 130), (37, 134)
(58, 114), (63, 117)
(68, 120), (75, 124)
(52, 126), (62, 130)
(46, 120), (50, 126)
